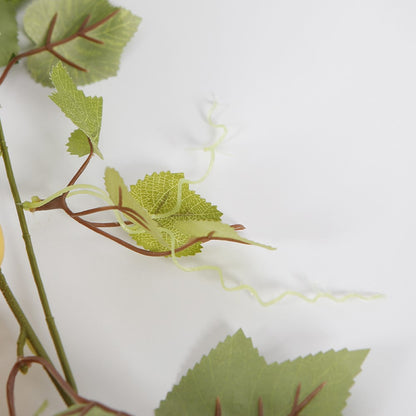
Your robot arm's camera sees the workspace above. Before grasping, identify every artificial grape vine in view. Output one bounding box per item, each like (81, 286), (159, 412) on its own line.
(0, 0), (375, 414)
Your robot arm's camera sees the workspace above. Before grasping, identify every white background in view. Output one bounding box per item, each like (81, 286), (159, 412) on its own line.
(1, 0), (416, 414)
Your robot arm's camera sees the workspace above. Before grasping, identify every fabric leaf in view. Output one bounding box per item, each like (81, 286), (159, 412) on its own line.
(50, 62), (103, 158)
(66, 129), (91, 157)
(130, 171), (222, 256)
(104, 168), (166, 246)
(130, 171), (222, 220)
(156, 329), (369, 416)
(23, 0), (141, 86)
(0, 0), (19, 67)
(174, 220), (275, 250)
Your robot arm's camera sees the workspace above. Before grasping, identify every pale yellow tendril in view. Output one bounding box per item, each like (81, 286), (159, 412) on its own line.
(153, 102), (227, 220)
(161, 227), (383, 305)
(153, 105), (384, 305)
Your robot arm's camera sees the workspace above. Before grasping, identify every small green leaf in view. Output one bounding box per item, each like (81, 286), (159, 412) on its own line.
(130, 171), (222, 256)
(156, 329), (369, 416)
(104, 167), (166, 246)
(50, 62), (103, 157)
(174, 220), (275, 250)
(66, 129), (91, 157)
(0, 0), (19, 67)
(23, 0), (141, 86)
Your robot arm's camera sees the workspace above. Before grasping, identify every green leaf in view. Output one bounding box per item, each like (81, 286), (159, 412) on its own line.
(50, 62), (103, 158)
(66, 129), (92, 157)
(130, 172), (222, 220)
(130, 171), (222, 256)
(104, 167), (166, 246)
(0, 0), (19, 67)
(23, 0), (141, 86)
(156, 329), (369, 416)
(128, 171), (274, 257)
(174, 220), (276, 250)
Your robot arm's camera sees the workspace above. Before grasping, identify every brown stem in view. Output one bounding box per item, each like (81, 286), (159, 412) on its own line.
(48, 48), (88, 72)
(68, 198), (249, 256)
(215, 397), (221, 416)
(78, 15), (91, 31)
(67, 136), (94, 188)
(46, 13), (58, 45)
(287, 383), (326, 416)
(7, 356), (132, 416)
(258, 397), (264, 416)
(83, 220), (134, 228)
(0, 9), (120, 85)
(231, 224), (245, 231)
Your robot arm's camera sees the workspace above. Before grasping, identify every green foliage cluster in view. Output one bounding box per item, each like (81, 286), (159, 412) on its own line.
(44, 63), (274, 257)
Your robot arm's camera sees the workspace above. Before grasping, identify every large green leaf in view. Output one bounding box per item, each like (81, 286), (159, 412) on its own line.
(23, 0), (141, 86)
(130, 171), (222, 256)
(0, 0), (19, 67)
(156, 329), (369, 416)
(127, 171), (274, 256)
(50, 62), (103, 157)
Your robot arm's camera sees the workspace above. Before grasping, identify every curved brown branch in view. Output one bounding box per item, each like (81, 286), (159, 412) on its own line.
(67, 138), (95, 186)
(7, 356), (132, 416)
(39, 188), (249, 257)
(33, 137), (250, 257)
(0, 9), (120, 85)
(66, 197), (250, 257)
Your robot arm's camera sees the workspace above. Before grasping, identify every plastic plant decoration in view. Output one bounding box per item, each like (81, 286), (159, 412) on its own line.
(0, 0), (375, 414)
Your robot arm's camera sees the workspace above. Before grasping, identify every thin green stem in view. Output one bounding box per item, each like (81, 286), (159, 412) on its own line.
(23, 184), (110, 210)
(0, 269), (73, 405)
(0, 119), (77, 391)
